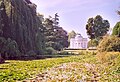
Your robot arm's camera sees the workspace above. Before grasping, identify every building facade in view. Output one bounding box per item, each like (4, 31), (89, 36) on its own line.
(70, 34), (88, 49)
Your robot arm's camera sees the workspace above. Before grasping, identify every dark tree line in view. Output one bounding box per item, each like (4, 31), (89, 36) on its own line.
(0, 0), (68, 61)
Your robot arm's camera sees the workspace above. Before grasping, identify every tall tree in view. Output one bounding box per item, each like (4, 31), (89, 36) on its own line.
(44, 18), (55, 48)
(86, 15), (110, 40)
(0, 0), (46, 59)
(44, 13), (68, 51)
(54, 27), (68, 50)
(53, 13), (68, 50)
(0, 1), (11, 38)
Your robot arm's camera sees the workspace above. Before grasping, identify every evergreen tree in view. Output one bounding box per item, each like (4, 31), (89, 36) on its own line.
(44, 18), (55, 48)
(53, 13), (68, 50)
(54, 27), (68, 50)
(44, 13), (68, 51)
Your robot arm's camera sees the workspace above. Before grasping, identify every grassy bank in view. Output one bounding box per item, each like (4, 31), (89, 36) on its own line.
(0, 52), (120, 82)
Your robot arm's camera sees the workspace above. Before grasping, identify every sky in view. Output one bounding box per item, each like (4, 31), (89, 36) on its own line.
(31, 0), (120, 38)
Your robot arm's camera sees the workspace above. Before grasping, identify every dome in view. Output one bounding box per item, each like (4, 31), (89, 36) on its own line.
(75, 34), (83, 39)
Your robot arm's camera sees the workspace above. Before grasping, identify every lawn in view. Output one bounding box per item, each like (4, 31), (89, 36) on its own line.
(0, 52), (120, 82)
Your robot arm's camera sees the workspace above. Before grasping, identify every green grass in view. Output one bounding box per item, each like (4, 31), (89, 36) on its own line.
(0, 52), (120, 82)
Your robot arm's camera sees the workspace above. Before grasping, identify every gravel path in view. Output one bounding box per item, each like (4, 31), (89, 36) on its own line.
(23, 62), (101, 82)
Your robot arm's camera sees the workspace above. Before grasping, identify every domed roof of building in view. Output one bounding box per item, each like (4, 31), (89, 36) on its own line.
(75, 34), (83, 39)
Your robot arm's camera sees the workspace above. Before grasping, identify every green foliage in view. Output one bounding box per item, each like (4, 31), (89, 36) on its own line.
(54, 27), (68, 50)
(0, 0), (69, 57)
(0, 0), (11, 38)
(0, 52), (119, 82)
(0, 37), (20, 59)
(112, 22), (120, 37)
(0, 54), (5, 64)
(97, 52), (120, 63)
(57, 51), (69, 55)
(44, 14), (68, 51)
(88, 39), (98, 47)
(0, 0), (45, 58)
(86, 15), (110, 40)
(0, 53), (92, 82)
(44, 18), (56, 48)
(98, 35), (120, 52)
(45, 47), (57, 55)
(26, 50), (37, 57)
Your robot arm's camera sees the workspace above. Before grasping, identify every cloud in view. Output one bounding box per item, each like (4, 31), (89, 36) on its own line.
(31, 0), (109, 8)
(30, 0), (114, 14)
(31, 0), (65, 8)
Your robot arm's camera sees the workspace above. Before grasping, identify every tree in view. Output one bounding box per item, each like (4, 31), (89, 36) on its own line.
(53, 13), (68, 50)
(68, 30), (76, 42)
(112, 22), (120, 37)
(25, 0), (32, 4)
(44, 18), (55, 48)
(0, 1), (11, 38)
(0, 54), (5, 64)
(86, 15), (110, 41)
(54, 27), (68, 50)
(117, 10), (120, 16)
(0, 0), (46, 59)
(53, 13), (59, 27)
(44, 13), (68, 51)
(0, 37), (20, 59)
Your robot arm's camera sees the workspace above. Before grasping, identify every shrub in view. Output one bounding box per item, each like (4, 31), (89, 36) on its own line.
(88, 39), (99, 47)
(57, 51), (75, 55)
(0, 37), (20, 59)
(26, 50), (37, 57)
(57, 51), (70, 55)
(112, 22), (120, 37)
(97, 52), (120, 63)
(98, 36), (120, 52)
(45, 47), (57, 55)
(0, 54), (5, 64)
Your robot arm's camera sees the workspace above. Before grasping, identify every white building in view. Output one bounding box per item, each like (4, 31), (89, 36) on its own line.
(70, 34), (88, 49)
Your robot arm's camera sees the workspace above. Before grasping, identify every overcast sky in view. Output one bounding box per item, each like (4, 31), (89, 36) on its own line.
(31, 0), (120, 38)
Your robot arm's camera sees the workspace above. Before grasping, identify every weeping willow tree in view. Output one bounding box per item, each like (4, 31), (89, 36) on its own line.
(0, 0), (45, 59)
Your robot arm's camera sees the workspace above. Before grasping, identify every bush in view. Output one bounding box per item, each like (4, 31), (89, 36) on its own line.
(97, 52), (120, 63)
(26, 50), (37, 57)
(98, 36), (120, 52)
(45, 47), (57, 55)
(0, 37), (20, 59)
(88, 39), (99, 47)
(57, 51), (70, 55)
(0, 54), (5, 64)
(112, 22), (120, 37)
